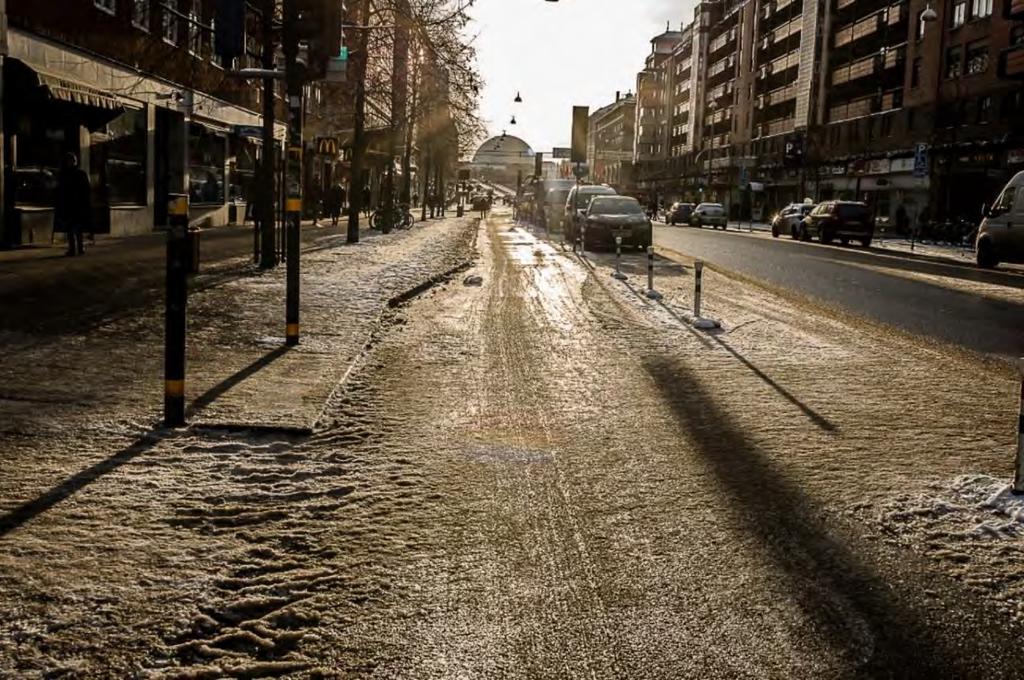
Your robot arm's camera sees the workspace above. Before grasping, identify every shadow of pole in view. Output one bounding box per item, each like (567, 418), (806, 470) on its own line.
(709, 336), (838, 433)
(186, 345), (291, 417)
(0, 346), (293, 537)
(641, 356), (1007, 675)
(0, 431), (167, 537)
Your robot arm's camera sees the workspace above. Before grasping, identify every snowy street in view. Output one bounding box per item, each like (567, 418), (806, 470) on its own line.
(2, 209), (1024, 677)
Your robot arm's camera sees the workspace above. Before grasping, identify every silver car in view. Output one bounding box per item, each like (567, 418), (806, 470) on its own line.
(691, 202), (727, 229)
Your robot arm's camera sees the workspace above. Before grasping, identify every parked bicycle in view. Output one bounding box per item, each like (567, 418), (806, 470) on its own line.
(370, 203), (415, 231)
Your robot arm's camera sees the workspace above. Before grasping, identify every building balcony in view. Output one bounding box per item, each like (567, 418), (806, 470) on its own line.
(761, 0), (804, 33)
(833, 0), (901, 29)
(753, 116), (796, 138)
(827, 87), (903, 122)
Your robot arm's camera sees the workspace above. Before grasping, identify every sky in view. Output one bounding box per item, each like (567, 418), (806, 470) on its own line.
(468, 0), (692, 155)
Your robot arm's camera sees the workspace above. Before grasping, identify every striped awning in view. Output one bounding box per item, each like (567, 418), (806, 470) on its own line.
(35, 71), (125, 111)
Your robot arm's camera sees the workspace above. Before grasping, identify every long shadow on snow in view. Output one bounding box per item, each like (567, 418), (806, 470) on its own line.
(643, 355), (1018, 677)
(0, 346), (293, 537)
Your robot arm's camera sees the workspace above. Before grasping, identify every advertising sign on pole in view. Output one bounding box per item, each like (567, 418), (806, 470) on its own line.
(571, 106), (590, 164)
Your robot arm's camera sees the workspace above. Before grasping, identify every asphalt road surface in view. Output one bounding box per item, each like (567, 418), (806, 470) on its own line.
(653, 224), (1024, 358)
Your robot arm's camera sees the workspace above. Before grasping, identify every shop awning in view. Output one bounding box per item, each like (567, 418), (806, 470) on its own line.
(5, 58), (135, 130)
(35, 71), (126, 111)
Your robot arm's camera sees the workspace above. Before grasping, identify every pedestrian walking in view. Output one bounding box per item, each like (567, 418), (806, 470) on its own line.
(55, 152), (91, 256)
(362, 186), (372, 218)
(326, 181), (345, 226)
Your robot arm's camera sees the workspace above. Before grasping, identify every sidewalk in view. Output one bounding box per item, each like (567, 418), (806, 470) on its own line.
(0, 214), (479, 438)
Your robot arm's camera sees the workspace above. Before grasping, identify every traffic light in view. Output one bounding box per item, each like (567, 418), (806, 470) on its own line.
(214, 0), (246, 62)
(294, 0), (344, 81)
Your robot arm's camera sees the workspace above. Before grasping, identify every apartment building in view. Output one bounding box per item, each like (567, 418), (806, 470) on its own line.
(632, 0), (1024, 225)
(587, 91), (636, 191)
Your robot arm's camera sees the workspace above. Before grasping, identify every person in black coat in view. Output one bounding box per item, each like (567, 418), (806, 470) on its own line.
(55, 153), (92, 256)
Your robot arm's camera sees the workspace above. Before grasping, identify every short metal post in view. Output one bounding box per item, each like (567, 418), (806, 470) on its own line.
(164, 194), (189, 427)
(581, 222), (587, 254)
(613, 236), (627, 280)
(694, 260), (704, 319)
(645, 246), (662, 299)
(1013, 358), (1024, 494)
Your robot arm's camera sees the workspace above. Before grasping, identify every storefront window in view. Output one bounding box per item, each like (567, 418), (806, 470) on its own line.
(13, 116), (68, 206)
(229, 136), (258, 202)
(189, 124), (226, 205)
(92, 108), (147, 206)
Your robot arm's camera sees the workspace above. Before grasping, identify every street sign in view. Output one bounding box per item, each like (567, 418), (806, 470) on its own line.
(552, 147), (571, 159)
(234, 125), (263, 139)
(913, 143), (929, 178)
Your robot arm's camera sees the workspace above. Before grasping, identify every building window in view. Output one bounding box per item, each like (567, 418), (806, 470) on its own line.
(945, 46), (962, 78)
(977, 96), (992, 123)
(951, 0), (967, 27)
(970, 0), (992, 18)
(1004, 90), (1023, 119)
(881, 114), (894, 136)
(1012, 25), (1024, 46)
(911, 57), (922, 87)
(132, 0), (150, 29)
(95, 0), (116, 14)
(162, 1), (179, 44)
(189, 0), (202, 55)
(90, 108), (148, 206)
(907, 108), (916, 130)
(189, 123), (226, 205)
(966, 40), (989, 75)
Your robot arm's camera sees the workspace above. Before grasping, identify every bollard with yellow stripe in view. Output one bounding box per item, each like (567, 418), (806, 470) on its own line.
(164, 193), (189, 426)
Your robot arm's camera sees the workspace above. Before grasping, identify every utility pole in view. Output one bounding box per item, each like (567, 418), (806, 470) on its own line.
(258, 0), (277, 268)
(347, 0), (372, 243)
(282, 0), (302, 346)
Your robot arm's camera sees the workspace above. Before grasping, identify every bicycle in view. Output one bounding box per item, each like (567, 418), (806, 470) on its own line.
(370, 203), (415, 231)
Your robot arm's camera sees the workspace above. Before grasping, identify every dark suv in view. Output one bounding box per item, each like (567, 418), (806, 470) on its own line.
(800, 201), (874, 247)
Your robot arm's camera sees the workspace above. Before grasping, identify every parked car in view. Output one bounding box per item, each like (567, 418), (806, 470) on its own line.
(564, 184), (617, 243)
(799, 200), (874, 246)
(544, 187), (571, 232)
(976, 171), (1024, 268)
(581, 195), (652, 250)
(771, 203), (814, 238)
(691, 202), (727, 229)
(667, 202), (695, 226)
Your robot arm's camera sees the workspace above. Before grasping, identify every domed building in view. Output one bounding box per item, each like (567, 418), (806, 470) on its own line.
(467, 135), (535, 186)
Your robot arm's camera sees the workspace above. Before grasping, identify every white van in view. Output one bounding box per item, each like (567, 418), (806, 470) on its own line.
(977, 171), (1024, 268)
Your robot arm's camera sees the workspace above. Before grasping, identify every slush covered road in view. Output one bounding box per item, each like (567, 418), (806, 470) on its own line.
(653, 224), (1024, 358)
(3, 210), (1024, 676)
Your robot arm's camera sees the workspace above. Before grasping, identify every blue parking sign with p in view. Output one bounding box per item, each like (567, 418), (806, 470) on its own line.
(913, 143), (929, 178)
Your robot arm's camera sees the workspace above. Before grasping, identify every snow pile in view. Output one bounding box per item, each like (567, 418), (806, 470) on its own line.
(861, 474), (1024, 621)
(878, 474), (1024, 541)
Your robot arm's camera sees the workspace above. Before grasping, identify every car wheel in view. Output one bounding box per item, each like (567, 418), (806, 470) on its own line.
(840, 237), (849, 246)
(821, 228), (834, 244)
(976, 239), (998, 268)
(799, 225), (810, 241)
(860, 236), (872, 248)
(771, 225), (779, 238)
